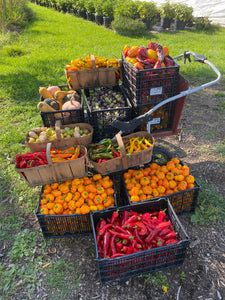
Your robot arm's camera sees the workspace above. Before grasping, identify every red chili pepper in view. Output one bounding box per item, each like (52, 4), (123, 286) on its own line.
(96, 219), (107, 232)
(145, 228), (161, 244)
(19, 160), (27, 169)
(122, 245), (129, 253)
(110, 210), (119, 224)
(157, 209), (167, 222)
(165, 239), (178, 246)
(156, 236), (165, 247)
(116, 241), (123, 252)
(135, 221), (147, 236)
(124, 222), (138, 230)
(159, 228), (171, 237)
(108, 229), (134, 241)
(163, 230), (177, 241)
(156, 220), (172, 230)
(103, 231), (111, 258)
(110, 234), (117, 256)
(133, 228), (146, 249)
(98, 223), (113, 236)
(126, 240), (136, 255)
(113, 225), (130, 235)
(110, 253), (126, 259)
(122, 214), (141, 228)
(142, 220), (157, 231)
(121, 210), (129, 225)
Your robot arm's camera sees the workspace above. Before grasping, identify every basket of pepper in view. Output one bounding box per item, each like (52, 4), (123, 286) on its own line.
(88, 131), (154, 175)
(15, 143), (87, 187)
(65, 55), (121, 90)
(91, 197), (189, 284)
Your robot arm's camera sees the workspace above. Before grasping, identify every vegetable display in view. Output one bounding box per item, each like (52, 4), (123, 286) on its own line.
(95, 208), (178, 259)
(123, 158), (195, 202)
(124, 136), (153, 153)
(39, 174), (116, 215)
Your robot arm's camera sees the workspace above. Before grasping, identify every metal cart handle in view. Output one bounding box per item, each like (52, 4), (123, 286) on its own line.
(111, 51), (222, 136)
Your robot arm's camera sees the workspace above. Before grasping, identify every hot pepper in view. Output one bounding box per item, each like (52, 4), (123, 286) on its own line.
(103, 231), (111, 258)
(90, 152), (114, 161)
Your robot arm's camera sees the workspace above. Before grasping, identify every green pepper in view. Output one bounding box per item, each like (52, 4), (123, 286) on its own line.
(90, 152), (114, 161)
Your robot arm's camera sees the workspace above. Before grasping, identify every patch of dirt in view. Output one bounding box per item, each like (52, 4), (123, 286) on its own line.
(2, 82), (225, 299)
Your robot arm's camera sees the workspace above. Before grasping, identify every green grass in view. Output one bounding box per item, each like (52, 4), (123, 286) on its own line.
(0, 2), (225, 297)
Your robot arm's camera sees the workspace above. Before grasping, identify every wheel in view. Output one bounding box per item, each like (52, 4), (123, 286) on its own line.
(151, 146), (173, 165)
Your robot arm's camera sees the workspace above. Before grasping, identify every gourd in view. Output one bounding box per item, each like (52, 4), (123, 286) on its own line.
(47, 85), (61, 97)
(43, 98), (62, 110)
(39, 87), (54, 99)
(62, 99), (81, 111)
(54, 90), (76, 103)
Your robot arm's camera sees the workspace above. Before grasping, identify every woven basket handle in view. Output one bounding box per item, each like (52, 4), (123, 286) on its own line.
(55, 119), (61, 139)
(46, 142), (52, 165)
(90, 55), (96, 69)
(115, 133), (128, 170)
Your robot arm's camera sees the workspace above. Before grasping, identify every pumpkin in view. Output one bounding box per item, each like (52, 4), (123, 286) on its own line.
(62, 97), (81, 115)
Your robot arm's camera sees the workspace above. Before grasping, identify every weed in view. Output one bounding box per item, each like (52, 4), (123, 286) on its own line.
(3, 45), (25, 57)
(191, 178), (225, 225)
(214, 91), (224, 97)
(180, 271), (186, 281)
(141, 271), (169, 292)
(45, 259), (82, 298)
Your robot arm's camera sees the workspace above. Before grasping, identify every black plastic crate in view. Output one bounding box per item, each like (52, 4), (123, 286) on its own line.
(91, 197), (189, 284)
(132, 101), (175, 134)
(121, 52), (180, 105)
(84, 85), (133, 142)
(121, 163), (200, 215)
(40, 85), (85, 127)
(36, 174), (118, 239)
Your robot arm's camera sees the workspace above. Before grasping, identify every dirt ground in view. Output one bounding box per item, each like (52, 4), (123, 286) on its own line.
(2, 80), (225, 299)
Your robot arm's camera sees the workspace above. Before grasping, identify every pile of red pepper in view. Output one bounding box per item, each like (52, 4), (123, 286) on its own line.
(89, 139), (120, 164)
(16, 150), (48, 169)
(96, 209), (178, 259)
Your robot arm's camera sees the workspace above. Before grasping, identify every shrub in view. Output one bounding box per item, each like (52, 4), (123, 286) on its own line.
(114, 0), (140, 20)
(137, 1), (159, 21)
(111, 14), (146, 36)
(194, 17), (212, 31)
(84, 0), (95, 14)
(173, 3), (193, 23)
(102, 0), (115, 18)
(159, 1), (175, 19)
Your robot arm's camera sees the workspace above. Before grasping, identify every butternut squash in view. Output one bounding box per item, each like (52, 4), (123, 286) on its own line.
(54, 90), (76, 102)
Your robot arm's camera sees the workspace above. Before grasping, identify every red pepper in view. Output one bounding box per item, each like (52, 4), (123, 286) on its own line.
(121, 210), (129, 225)
(159, 228), (171, 237)
(103, 231), (111, 258)
(156, 220), (172, 230)
(96, 219), (107, 232)
(133, 228), (146, 249)
(113, 225), (130, 235)
(122, 245), (129, 253)
(135, 221), (147, 236)
(157, 209), (167, 222)
(122, 214), (141, 228)
(165, 239), (178, 246)
(126, 240), (136, 255)
(19, 160), (27, 169)
(110, 210), (119, 224)
(98, 223), (113, 236)
(156, 236), (165, 247)
(110, 234), (117, 256)
(110, 253), (126, 259)
(116, 241), (123, 252)
(163, 230), (177, 241)
(145, 228), (161, 244)
(108, 229), (134, 241)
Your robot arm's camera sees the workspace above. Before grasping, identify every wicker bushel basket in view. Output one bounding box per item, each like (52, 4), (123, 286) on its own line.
(25, 120), (93, 152)
(90, 131), (154, 175)
(15, 143), (88, 187)
(65, 55), (121, 90)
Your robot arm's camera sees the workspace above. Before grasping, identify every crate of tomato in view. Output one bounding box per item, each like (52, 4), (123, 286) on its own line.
(91, 197), (189, 284)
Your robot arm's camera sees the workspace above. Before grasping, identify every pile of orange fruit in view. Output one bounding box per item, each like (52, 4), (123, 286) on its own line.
(39, 174), (115, 215)
(123, 158), (195, 202)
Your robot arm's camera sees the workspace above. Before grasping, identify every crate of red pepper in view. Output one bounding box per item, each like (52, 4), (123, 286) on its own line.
(91, 197), (189, 284)
(15, 144), (87, 187)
